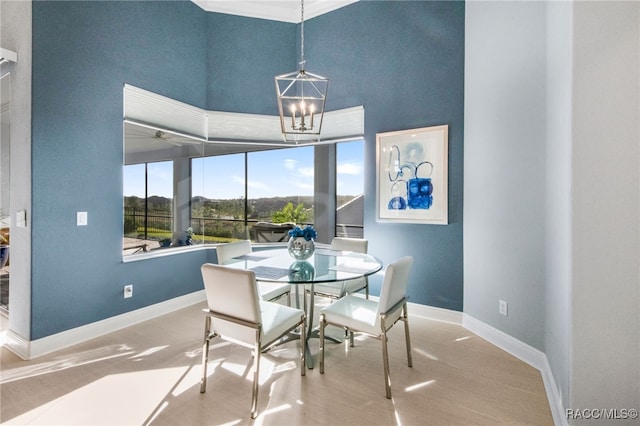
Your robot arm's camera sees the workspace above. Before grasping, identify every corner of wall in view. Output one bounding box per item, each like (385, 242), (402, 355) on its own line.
(1, 0), (33, 342)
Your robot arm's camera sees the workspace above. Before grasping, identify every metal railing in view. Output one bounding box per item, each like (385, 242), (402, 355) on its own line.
(124, 209), (363, 243)
(124, 207), (171, 237)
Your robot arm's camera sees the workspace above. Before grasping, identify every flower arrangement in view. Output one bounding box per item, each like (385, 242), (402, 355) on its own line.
(287, 225), (316, 260)
(288, 225), (317, 241)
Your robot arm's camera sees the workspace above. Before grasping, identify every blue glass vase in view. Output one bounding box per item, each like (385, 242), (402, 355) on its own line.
(287, 236), (315, 260)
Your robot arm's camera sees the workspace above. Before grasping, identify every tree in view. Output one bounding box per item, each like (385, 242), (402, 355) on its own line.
(271, 202), (308, 224)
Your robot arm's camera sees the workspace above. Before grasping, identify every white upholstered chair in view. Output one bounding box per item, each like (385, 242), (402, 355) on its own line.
(319, 256), (413, 399)
(200, 263), (306, 419)
(216, 240), (291, 305)
(312, 237), (370, 300)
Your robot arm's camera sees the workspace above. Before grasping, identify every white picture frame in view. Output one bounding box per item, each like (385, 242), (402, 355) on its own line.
(376, 125), (449, 224)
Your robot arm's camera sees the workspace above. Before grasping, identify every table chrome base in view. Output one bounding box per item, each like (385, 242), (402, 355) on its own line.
(273, 328), (342, 369)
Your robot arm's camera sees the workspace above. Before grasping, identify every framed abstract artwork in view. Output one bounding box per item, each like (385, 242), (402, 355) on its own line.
(376, 125), (448, 224)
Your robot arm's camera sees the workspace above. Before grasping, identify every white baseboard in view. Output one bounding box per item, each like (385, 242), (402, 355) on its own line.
(4, 290), (206, 360)
(408, 301), (464, 324)
(462, 314), (566, 426)
(396, 306), (566, 426)
(539, 354), (568, 426)
(4, 329), (30, 360)
(462, 314), (547, 369)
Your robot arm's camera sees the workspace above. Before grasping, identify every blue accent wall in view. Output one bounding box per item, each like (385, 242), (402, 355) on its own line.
(306, 1), (465, 310)
(31, 1), (208, 339)
(206, 13), (295, 114)
(30, 0), (464, 339)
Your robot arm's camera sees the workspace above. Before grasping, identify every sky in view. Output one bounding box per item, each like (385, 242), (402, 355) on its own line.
(123, 141), (364, 199)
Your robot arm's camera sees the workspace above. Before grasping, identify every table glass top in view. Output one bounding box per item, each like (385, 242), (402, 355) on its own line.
(221, 247), (383, 284)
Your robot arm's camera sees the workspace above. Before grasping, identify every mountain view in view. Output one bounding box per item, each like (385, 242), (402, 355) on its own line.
(123, 194), (361, 244)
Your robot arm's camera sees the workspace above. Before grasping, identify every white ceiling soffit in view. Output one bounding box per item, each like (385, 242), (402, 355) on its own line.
(0, 47), (18, 65)
(191, 0), (358, 23)
(207, 106), (364, 145)
(123, 85), (364, 159)
(0, 48), (16, 125)
(124, 84), (206, 138)
(1, 74), (10, 125)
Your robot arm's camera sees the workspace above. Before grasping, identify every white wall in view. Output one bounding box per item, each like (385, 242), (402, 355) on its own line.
(1, 75), (9, 215)
(0, 0), (32, 340)
(570, 1), (639, 418)
(545, 0), (572, 409)
(464, 1), (547, 350)
(466, 1), (640, 422)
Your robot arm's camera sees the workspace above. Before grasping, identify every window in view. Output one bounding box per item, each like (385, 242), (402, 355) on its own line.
(336, 141), (364, 237)
(188, 147), (316, 243)
(191, 154), (246, 243)
(123, 85), (365, 256)
(248, 146), (314, 219)
(124, 143), (363, 254)
(123, 161), (174, 253)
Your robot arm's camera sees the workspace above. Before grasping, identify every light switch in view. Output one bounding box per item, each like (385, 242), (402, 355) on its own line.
(16, 210), (27, 228)
(77, 211), (88, 226)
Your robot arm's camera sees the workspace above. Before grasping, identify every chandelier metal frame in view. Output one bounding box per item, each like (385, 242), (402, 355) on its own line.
(275, 0), (329, 143)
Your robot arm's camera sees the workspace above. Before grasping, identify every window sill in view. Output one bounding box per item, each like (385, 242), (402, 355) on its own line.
(122, 244), (215, 263)
(121, 242), (289, 263)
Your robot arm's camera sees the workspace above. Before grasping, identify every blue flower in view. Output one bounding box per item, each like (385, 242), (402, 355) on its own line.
(288, 225), (317, 241)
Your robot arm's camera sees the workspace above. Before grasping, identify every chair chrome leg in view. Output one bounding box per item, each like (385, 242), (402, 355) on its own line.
(251, 335), (261, 419)
(300, 315), (306, 376)
(365, 277), (370, 299)
(200, 316), (211, 393)
(319, 314), (325, 374)
(403, 303), (413, 367)
(381, 330), (392, 399)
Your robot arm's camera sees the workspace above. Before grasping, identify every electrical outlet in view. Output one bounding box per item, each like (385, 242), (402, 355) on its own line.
(124, 284), (133, 299)
(499, 300), (508, 316)
(77, 211), (88, 226)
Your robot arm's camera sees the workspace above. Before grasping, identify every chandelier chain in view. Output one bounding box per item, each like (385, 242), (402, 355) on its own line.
(300, 0), (305, 68)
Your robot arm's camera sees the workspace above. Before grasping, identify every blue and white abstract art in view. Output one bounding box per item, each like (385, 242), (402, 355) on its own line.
(376, 125), (448, 224)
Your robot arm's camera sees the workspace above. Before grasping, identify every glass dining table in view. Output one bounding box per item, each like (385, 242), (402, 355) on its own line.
(220, 245), (383, 368)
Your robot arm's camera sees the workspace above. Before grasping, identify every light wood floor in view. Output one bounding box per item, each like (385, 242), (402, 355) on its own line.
(0, 301), (553, 425)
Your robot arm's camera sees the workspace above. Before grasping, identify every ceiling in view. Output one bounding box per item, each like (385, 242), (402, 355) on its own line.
(191, 0), (358, 23)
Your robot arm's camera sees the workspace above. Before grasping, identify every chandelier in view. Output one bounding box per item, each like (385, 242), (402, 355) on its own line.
(275, 0), (329, 143)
